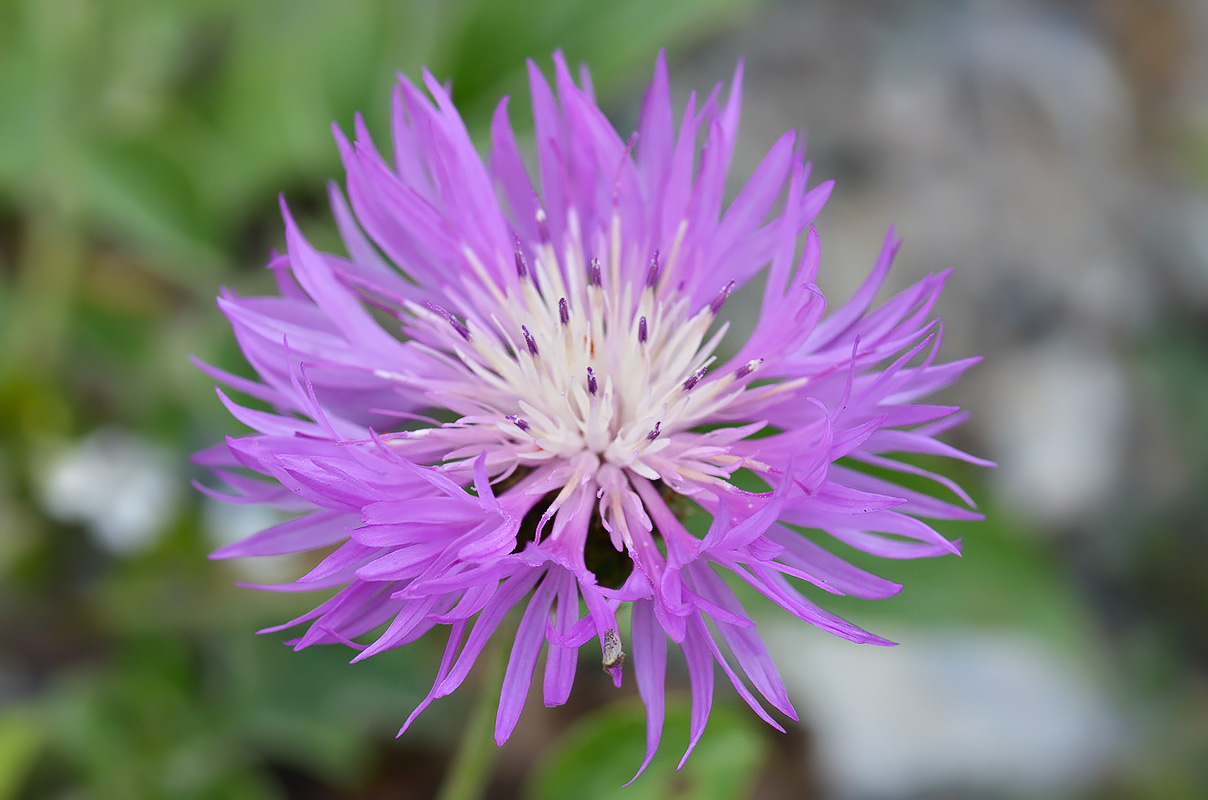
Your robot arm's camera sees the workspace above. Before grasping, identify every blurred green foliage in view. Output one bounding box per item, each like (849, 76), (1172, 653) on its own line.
(528, 701), (767, 800)
(0, 0), (756, 295)
(0, 0), (766, 797)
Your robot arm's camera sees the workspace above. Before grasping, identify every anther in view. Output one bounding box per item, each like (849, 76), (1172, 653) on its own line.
(637, 316), (648, 344)
(587, 367), (598, 395)
(513, 237), (528, 278)
(505, 414), (531, 432)
(559, 298), (570, 326)
(683, 365), (707, 391)
(736, 358), (763, 379)
(644, 250), (661, 289)
(424, 301), (470, 341)
(589, 257), (602, 288)
(646, 421), (661, 441)
(521, 325), (539, 356)
(709, 280), (735, 315)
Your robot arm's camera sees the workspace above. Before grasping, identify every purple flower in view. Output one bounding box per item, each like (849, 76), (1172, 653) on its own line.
(196, 52), (989, 775)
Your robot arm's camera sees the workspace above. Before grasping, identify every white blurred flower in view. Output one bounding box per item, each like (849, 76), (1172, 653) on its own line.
(36, 427), (182, 555)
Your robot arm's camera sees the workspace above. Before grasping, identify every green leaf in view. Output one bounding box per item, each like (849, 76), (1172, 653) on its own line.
(527, 699), (767, 800)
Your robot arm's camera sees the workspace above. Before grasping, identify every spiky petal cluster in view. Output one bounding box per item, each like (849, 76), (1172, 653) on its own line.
(197, 52), (988, 775)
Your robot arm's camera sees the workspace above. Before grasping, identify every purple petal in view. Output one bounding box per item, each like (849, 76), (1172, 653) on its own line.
(626, 599), (667, 784)
(495, 575), (558, 743)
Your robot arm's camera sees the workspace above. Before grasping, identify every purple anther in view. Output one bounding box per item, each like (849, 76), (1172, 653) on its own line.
(638, 316), (648, 344)
(587, 367), (598, 395)
(589, 257), (602, 287)
(513, 238), (528, 278)
(521, 325), (539, 356)
(505, 414), (531, 432)
(736, 358), (763, 379)
(682, 365), (707, 391)
(424, 301), (471, 341)
(646, 421), (661, 441)
(709, 280), (735, 315)
(559, 297), (570, 326)
(644, 250), (661, 289)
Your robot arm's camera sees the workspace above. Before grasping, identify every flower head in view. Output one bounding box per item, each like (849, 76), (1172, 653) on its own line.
(197, 51), (989, 774)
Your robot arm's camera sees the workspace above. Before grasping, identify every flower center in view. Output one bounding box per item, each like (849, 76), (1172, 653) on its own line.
(395, 212), (765, 484)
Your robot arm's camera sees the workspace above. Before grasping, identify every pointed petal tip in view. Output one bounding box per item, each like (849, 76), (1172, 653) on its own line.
(623, 756), (656, 787)
(207, 542), (240, 561)
(728, 57), (745, 89)
(397, 707), (423, 738)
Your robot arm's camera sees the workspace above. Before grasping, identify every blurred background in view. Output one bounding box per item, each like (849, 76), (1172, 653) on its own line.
(1, 0), (1206, 797)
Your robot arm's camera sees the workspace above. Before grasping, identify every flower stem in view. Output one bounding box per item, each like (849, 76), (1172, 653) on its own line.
(435, 639), (507, 800)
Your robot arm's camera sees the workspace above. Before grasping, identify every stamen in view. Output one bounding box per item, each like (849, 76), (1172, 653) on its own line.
(424, 301), (470, 341)
(505, 415), (531, 431)
(736, 358), (763, 379)
(587, 367), (598, 395)
(513, 237), (528, 278)
(521, 325), (539, 356)
(644, 250), (661, 289)
(637, 316), (648, 344)
(646, 421), (661, 441)
(709, 280), (735, 315)
(536, 206), (551, 242)
(683, 365), (707, 391)
(559, 298), (570, 326)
